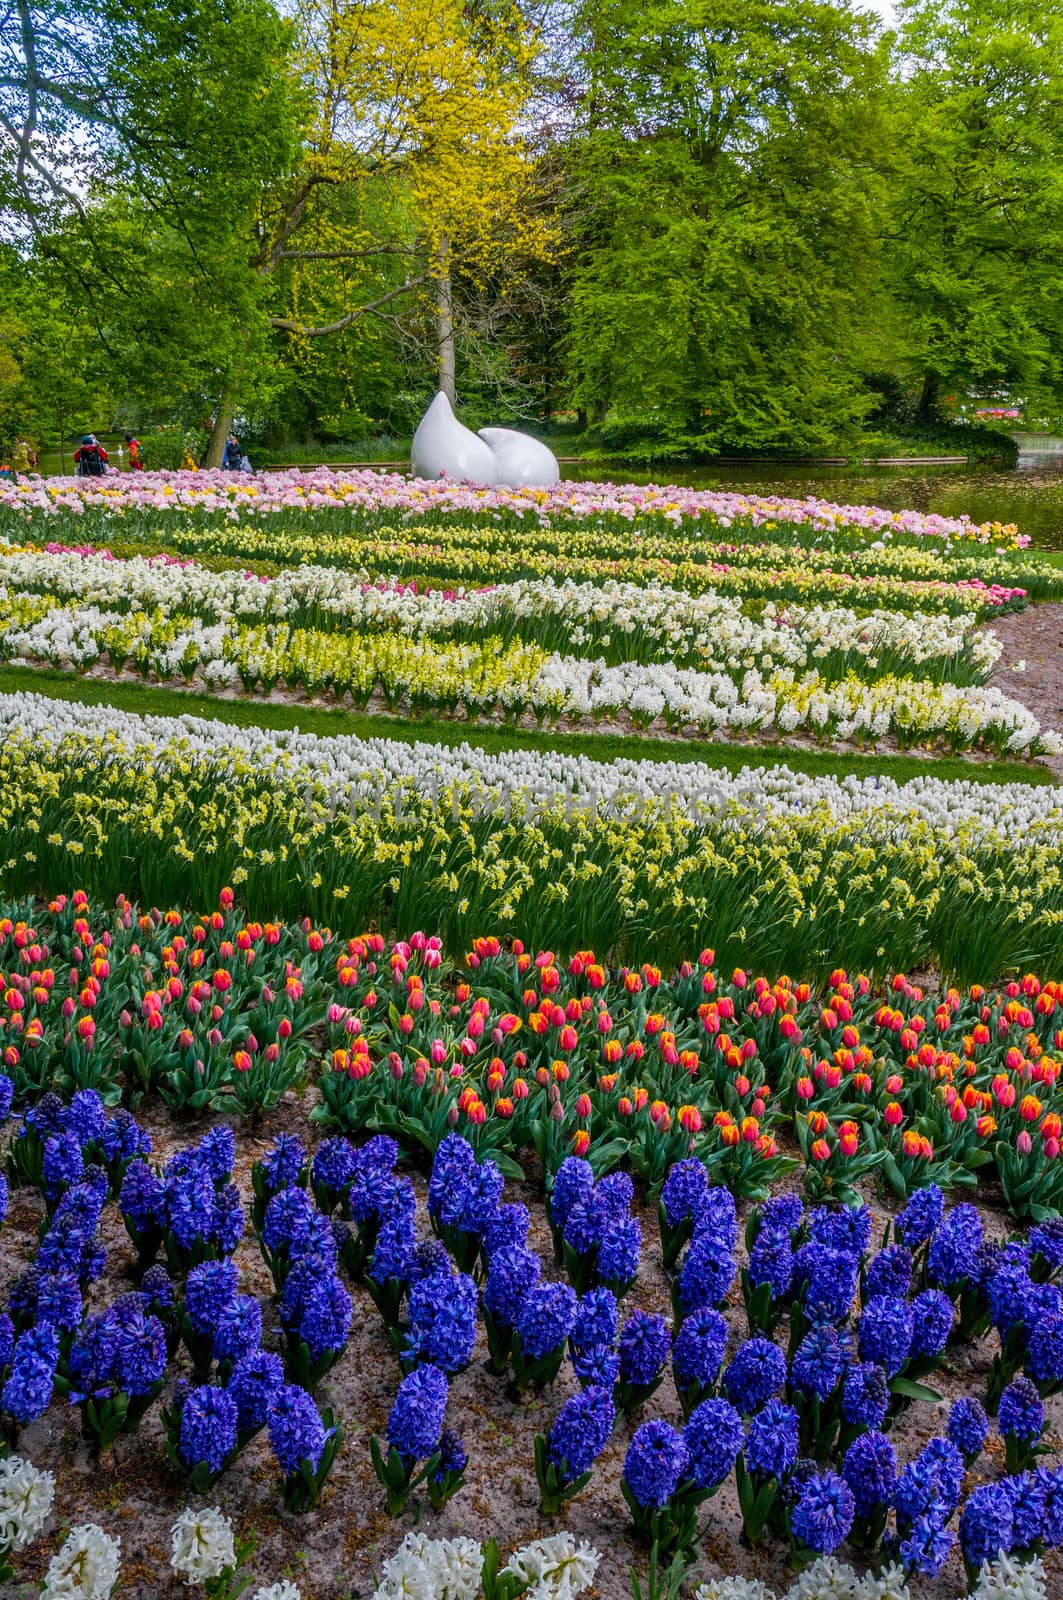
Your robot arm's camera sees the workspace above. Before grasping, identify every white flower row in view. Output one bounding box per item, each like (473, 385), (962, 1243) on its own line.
(372, 1530), (599, 1600)
(695, 1553), (1047, 1600)
(0, 608), (1044, 755)
(0, 547), (1000, 677)
(2, 689), (1062, 846)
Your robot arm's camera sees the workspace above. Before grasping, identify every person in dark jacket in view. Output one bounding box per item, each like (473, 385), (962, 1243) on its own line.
(73, 436), (108, 476)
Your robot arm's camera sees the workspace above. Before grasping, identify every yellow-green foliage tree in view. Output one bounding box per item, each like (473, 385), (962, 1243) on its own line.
(233, 0), (553, 461)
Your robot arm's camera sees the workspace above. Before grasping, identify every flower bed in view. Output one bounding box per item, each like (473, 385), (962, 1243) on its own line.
(0, 547), (1006, 682)
(0, 1041), (1058, 1598)
(0, 893), (1059, 1216)
(0, 693), (1062, 975)
(0, 468), (1033, 550)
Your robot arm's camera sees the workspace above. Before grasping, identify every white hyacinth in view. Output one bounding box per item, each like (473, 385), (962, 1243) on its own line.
(372, 1531), (484, 1600)
(696, 1579), (777, 1600)
(781, 1559), (865, 1600)
(971, 1554), (1048, 1600)
(251, 1583), (302, 1600)
(41, 1523), (121, 1600)
(0, 1453), (54, 1552)
(170, 1506), (237, 1584)
(503, 1532), (601, 1599)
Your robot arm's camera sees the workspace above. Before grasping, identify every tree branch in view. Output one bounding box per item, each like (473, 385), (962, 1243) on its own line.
(270, 274), (426, 335)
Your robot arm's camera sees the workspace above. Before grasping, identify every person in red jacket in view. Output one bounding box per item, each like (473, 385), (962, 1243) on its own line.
(73, 436), (109, 476)
(125, 433), (144, 471)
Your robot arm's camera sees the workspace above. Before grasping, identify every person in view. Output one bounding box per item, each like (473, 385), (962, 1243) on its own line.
(12, 439), (32, 474)
(73, 435), (108, 477)
(238, 452), (253, 473)
(222, 434), (241, 470)
(125, 432), (144, 471)
(0, 464), (13, 483)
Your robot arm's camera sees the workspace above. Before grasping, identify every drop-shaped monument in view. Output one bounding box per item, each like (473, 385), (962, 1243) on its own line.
(410, 393), (560, 487)
(478, 427), (560, 488)
(410, 392), (500, 485)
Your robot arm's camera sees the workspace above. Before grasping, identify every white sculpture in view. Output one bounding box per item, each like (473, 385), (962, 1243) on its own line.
(410, 392), (500, 485)
(478, 427), (560, 488)
(410, 393), (560, 487)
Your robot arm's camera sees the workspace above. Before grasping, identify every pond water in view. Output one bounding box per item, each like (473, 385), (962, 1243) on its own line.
(24, 439), (1063, 550)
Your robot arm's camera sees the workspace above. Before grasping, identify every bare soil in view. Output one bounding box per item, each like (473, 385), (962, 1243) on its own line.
(987, 601), (1063, 777)
(1, 1097), (1059, 1600)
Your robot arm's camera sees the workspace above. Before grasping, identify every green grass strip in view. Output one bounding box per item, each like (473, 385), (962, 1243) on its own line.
(0, 663), (1056, 788)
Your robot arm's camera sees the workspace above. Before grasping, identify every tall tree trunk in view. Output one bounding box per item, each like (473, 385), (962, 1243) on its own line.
(436, 235), (456, 406)
(206, 389), (235, 468)
(917, 369), (941, 421)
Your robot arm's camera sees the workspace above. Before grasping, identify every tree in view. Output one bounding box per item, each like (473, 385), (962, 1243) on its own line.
(887, 0), (1063, 419)
(559, 0), (890, 454)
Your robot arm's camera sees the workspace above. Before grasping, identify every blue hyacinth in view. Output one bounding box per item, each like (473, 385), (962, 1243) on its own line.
(960, 1483), (1014, 1569)
(1004, 1472), (1048, 1550)
(909, 1289), (953, 1358)
(927, 1203), (982, 1291)
(622, 1419), (690, 1509)
(947, 1396), (988, 1462)
(548, 1384), (616, 1479)
(2, 1324), (59, 1422)
(213, 1296), (263, 1367)
(857, 1295), (913, 1377)
(42, 1131), (83, 1199)
(485, 1246), (542, 1330)
(791, 1469), (855, 1554)
(179, 1384), (238, 1474)
(660, 1158), (708, 1229)
(895, 1184), (944, 1248)
(841, 1362), (890, 1431)
(619, 1311), (671, 1388)
(386, 1364), (448, 1464)
(406, 1271), (477, 1374)
(114, 1308), (167, 1396)
(744, 1399), (798, 1481)
(550, 1157), (595, 1231)
(684, 1396), (743, 1490)
(790, 1324), (847, 1399)
(597, 1217), (641, 1290)
(228, 1349), (285, 1435)
(894, 1437), (964, 1527)
(898, 1515), (955, 1577)
(198, 1126), (236, 1183)
(516, 1281), (577, 1362)
(864, 1244), (913, 1302)
(1029, 1218), (1063, 1274)
(999, 1377), (1045, 1443)
(312, 1136), (357, 1198)
(67, 1089), (106, 1146)
(723, 1337), (787, 1415)
(794, 1245), (859, 1325)
(184, 1260), (238, 1335)
(810, 1204), (871, 1258)
(573, 1288), (620, 1350)
(483, 1203), (530, 1258)
(758, 1194), (804, 1238)
(260, 1132), (305, 1194)
(678, 1232), (735, 1316)
(268, 1382), (330, 1474)
(747, 1232), (793, 1300)
(842, 1430), (897, 1516)
(672, 1306), (728, 1395)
